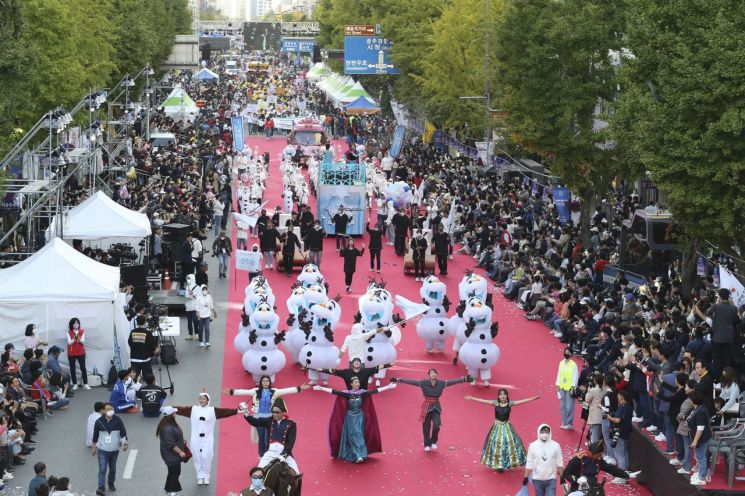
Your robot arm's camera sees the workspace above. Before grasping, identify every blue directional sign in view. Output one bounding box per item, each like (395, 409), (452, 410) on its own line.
(343, 36), (400, 75)
(281, 38), (316, 53)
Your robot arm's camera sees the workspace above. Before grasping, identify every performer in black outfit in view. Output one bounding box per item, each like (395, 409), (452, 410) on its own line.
(391, 209), (412, 256)
(391, 370), (471, 450)
(280, 220), (304, 277)
(332, 206), (351, 251)
(365, 221), (384, 272)
(432, 224), (453, 276)
(561, 440), (638, 491)
(410, 229), (428, 281)
(241, 398), (301, 474)
(314, 358), (394, 389)
(339, 238), (365, 292)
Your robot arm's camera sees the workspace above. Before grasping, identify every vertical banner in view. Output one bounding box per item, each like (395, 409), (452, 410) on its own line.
(553, 187), (571, 224)
(532, 180), (539, 197)
(390, 125), (406, 158)
(713, 265), (720, 287)
(696, 256), (706, 277)
(232, 116), (244, 152)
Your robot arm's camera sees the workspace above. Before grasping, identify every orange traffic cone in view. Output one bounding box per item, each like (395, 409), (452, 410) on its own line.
(163, 270), (171, 290)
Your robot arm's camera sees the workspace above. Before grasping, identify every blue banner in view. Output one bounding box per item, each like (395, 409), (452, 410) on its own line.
(344, 36), (400, 75)
(602, 265), (646, 290)
(390, 125), (405, 158)
(232, 116), (244, 152)
(553, 187), (571, 224)
(281, 37), (316, 53)
(432, 130), (446, 153)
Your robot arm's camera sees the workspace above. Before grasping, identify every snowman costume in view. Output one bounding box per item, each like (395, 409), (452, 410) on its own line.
(242, 302), (286, 382)
(296, 263), (325, 289)
(357, 290), (397, 381)
(175, 393), (238, 485)
(233, 308), (252, 355)
(299, 301), (341, 384)
(448, 273), (490, 353)
(457, 297), (500, 385)
(284, 285), (311, 363)
(237, 179), (252, 214)
(416, 275), (451, 353)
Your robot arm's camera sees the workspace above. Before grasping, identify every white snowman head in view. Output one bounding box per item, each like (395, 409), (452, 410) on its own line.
(463, 297), (492, 329)
(325, 298), (343, 329)
(304, 283), (327, 309)
(309, 302), (334, 329)
(286, 286), (307, 315)
(459, 274), (488, 302)
(246, 286), (275, 313)
(250, 301), (279, 331)
(360, 294), (386, 325)
(297, 264), (324, 288)
(420, 276), (447, 304)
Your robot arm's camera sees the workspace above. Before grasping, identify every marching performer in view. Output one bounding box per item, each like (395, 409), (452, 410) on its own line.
(241, 398), (301, 475)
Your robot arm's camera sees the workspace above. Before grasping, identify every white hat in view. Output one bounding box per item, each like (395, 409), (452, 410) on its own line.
(160, 406), (177, 416)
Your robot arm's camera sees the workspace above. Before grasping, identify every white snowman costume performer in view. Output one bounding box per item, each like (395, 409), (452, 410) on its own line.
(284, 285), (311, 363)
(175, 391), (238, 485)
(299, 301), (341, 384)
(242, 301), (286, 382)
(416, 275), (452, 353)
(357, 291), (397, 383)
(448, 273), (490, 356)
(456, 297), (500, 386)
(282, 187), (294, 214)
(237, 179), (252, 213)
(244, 285), (276, 316)
(296, 263), (325, 289)
(233, 308), (252, 355)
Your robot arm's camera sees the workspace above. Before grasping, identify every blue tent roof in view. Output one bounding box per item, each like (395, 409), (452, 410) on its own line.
(343, 96), (380, 113)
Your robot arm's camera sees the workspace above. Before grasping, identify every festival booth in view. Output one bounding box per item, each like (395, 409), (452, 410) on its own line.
(306, 62), (330, 82)
(160, 86), (200, 122)
(343, 96), (381, 115)
(45, 191), (152, 246)
(338, 81), (373, 104)
(193, 67), (220, 82)
(0, 238), (131, 374)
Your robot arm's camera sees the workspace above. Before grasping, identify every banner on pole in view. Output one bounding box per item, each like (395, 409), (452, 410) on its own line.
(696, 256), (706, 277)
(553, 187), (571, 224)
(232, 116), (244, 152)
(235, 250), (262, 272)
(390, 125), (405, 158)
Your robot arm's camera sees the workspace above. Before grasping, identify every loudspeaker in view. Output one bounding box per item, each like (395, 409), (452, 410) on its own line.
(121, 264), (148, 301)
(312, 45), (322, 63)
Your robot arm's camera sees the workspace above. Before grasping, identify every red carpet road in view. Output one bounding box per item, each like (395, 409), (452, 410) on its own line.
(216, 136), (649, 496)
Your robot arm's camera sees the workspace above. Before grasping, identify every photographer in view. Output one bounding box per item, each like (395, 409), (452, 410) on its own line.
(128, 316), (160, 379)
(561, 440), (638, 491)
(607, 390), (633, 471)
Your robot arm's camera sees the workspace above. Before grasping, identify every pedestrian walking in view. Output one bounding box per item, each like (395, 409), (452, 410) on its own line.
(157, 406), (187, 496)
(196, 285), (216, 348)
(91, 403), (128, 495)
(332, 206), (351, 251)
(212, 230), (232, 278)
(523, 423), (563, 496)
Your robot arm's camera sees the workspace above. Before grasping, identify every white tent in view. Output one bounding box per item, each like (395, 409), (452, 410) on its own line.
(193, 67), (220, 82)
(46, 191), (152, 240)
(0, 238), (131, 374)
(160, 86), (200, 122)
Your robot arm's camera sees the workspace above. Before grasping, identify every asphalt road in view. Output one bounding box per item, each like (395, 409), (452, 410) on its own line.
(7, 230), (230, 496)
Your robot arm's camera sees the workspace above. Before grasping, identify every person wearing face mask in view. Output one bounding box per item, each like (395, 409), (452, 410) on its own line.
(157, 406), (186, 496)
(240, 466), (272, 495)
(556, 347), (579, 430)
(91, 403), (128, 496)
(212, 230), (232, 279)
(175, 389), (238, 485)
(524, 424), (563, 496)
(110, 369), (138, 414)
(24, 324), (47, 351)
(410, 229), (428, 282)
(303, 220), (325, 268)
(196, 285), (216, 348)
(339, 237), (365, 293)
(66, 317), (90, 390)
(365, 221), (383, 272)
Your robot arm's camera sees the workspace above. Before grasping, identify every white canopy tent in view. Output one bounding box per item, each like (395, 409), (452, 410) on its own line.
(0, 238), (131, 374)
(160, 86), (200, 123)
(46, 191), (152, 240)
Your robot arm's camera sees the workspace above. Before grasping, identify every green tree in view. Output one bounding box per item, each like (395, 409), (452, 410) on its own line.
(614, 0), (745, 284)
(494, 0), (625, 241)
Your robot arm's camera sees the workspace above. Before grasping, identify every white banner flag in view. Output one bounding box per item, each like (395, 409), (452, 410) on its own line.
(394, 295), (430, 321)
(232, 212), (258, 227)
(235, 250), (262, 272)
(719, 264), (745, 308)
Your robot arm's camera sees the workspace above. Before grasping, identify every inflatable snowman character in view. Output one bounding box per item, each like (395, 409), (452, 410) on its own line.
(283, 285), (311, 364)
(296, 263), (325, 289)
(457, 297), (500, 386)
(244, 284), (276, 316)
(416, 275), (451, 353)
(448, 272), (490, 362)
(299, 300), (341, 385)
(358, 290), (397, 386)
(233, 308), (253, 355)
(242, 301), (286, 383)
(303, 282), (328, 309)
